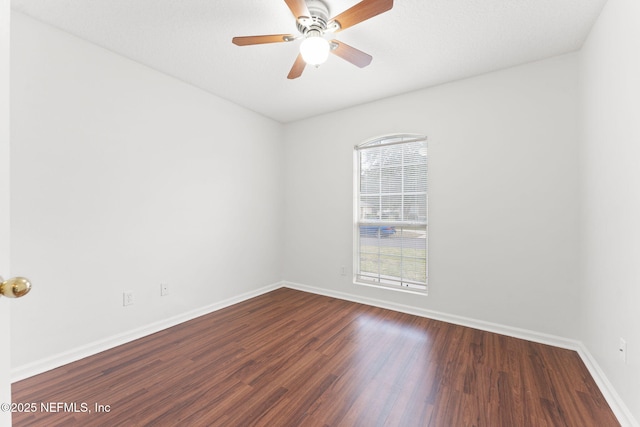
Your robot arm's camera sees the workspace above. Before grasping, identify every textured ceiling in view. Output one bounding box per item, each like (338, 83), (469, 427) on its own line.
(11, 0), (607, 123)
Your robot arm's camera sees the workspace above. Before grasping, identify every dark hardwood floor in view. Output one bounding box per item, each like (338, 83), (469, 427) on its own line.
(12, 288), (619, 426)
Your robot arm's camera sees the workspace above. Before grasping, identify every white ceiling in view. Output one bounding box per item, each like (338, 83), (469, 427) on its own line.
(11, 0), (607, 123)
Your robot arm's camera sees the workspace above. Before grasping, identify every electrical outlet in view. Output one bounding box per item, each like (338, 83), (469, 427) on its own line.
(340, 266), (347, 276)
(123, 291), (134, 306)
(619, 338), (627, 363)
(160, 283), (169, 296)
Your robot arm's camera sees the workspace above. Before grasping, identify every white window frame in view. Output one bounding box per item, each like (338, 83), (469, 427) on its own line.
(353, 134), (428, 294)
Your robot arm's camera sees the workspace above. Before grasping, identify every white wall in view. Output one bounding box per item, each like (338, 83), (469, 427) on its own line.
(10, 12), (284, 368)
(580, 0), (640, 422)
(283, 54), (581, 339)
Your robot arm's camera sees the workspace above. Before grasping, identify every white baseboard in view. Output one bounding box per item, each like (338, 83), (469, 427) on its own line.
(575, 344), (639, 427)
(11, 282), (282, 383)
(282, 281), (638, 427)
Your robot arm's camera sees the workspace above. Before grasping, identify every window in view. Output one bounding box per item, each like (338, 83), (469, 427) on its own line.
(354, 134), (428, 293)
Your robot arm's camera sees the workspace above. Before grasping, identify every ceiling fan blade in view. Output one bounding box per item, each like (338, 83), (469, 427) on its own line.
(284, 0), (310, 20)
(329, 0), (393, 32)
(330, 40), (372, 68)
(287, 54), (306, 79)
(232, 34), (295, 46)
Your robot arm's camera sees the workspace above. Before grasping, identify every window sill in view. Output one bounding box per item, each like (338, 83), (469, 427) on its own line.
(353, 279), (428, 296)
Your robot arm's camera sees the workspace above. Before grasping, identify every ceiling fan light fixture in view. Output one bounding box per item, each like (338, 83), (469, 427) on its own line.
(300, 35), (330, 66)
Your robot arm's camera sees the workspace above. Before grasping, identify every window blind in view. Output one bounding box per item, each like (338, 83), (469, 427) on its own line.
(355, 135), (428, 292)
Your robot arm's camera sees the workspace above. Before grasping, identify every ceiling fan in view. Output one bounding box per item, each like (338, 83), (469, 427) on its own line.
(232, 0), (394, 79)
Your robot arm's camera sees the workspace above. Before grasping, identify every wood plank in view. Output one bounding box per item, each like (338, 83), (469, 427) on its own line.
(12, 288), (620, 426)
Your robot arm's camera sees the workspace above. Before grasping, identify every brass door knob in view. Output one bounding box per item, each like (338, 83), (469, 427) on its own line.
(0, 276), (32, 298)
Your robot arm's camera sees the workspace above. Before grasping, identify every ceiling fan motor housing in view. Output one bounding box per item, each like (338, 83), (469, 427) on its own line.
(297, 0), (331, 36)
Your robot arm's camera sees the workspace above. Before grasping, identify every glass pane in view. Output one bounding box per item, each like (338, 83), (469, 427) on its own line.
(400, 225), (427, 283)
(403, 194), (427, 222)
(381, 195), (402, 221)
(381, 145), (402, 166)
(404, 163), (427, 193)
(360, 195), (380, 220)
(359, 248), (379, 276)
(405, 141), (425, 157)
(361, 168), (380, 194)
(378, 254), (402, 279)
(402, 257), (427, 283)
(381, 166), (401, 193)
(360, 148), (380, 170)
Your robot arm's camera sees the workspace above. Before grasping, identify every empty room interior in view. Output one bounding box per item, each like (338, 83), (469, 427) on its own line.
(2, 0), (640, 425)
